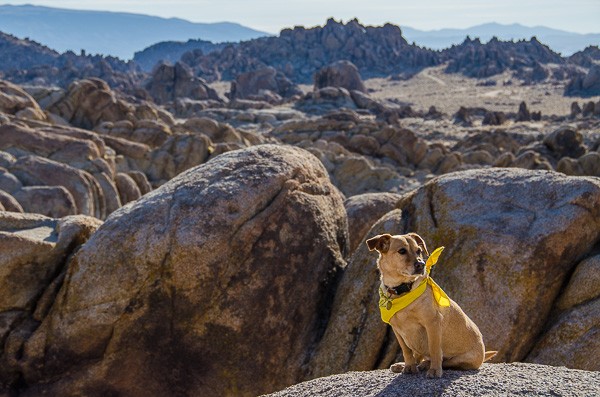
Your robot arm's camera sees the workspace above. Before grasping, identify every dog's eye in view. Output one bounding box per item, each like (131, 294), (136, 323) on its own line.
(398, 248), (407, 255)
(416, 248), (422, 255)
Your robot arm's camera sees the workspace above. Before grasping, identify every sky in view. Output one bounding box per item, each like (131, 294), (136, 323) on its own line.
(1, 0), (599, 34)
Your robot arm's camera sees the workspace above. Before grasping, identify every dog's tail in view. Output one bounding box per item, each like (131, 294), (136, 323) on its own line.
(484, 351), (498, 362)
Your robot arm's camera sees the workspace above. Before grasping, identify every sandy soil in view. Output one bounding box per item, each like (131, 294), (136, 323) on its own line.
(209, 63), (600, 121)
(365, 65), (600, 116)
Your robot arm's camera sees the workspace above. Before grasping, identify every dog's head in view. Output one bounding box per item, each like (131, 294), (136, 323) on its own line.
(366, 233), (430, 284)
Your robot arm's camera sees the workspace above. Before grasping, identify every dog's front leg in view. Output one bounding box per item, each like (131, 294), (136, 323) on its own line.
(391, 329), (419, 374)
(425, 315), (443, 378)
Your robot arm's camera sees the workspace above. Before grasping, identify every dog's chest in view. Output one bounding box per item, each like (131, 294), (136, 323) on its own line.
(391, 312), (430, 356)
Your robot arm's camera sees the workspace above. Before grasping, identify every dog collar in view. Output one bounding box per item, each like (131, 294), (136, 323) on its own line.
(378, 247), (450, 324)
(385, 281), (413, 296)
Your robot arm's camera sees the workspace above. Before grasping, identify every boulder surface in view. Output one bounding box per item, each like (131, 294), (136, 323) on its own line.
(14, 144), (348, 397)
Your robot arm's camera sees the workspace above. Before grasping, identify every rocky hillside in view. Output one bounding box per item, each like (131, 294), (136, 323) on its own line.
(442, 36), (564, 78)
(1, 19), (600, 97)
(161, 18), (441, 83)
(264, 364), (600, 397)
(133, 39), (227, 72)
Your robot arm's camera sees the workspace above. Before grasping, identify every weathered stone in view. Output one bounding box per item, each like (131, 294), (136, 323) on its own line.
(0, 212), (102, 389)
(10, 155), (98, 217)
(0, 168), (22, 194)
(0, 123), (102, 167)
(0, 80), (46, 121)
(13, 186), (77, 218)
(0, 190), (23, 212)
(127, 171), (152, 195)
(527, 296), (600, 371)
(397, 168), (600, 362)
(47, 78), (135, 130)
(230, 67), (301, 102)
(543, 126), (586, 159)
(344, 192), (403, 258)
(93, 172), (122, 215)
(17, 145), (348, 397)
(314, 60), (366, 93)
(146, 62), (221, 105)
(114, 172), (142, 205)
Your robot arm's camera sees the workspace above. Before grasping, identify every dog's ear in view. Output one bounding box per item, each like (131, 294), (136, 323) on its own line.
(408, 233), (429, 256)
(366, 234), (392, 253)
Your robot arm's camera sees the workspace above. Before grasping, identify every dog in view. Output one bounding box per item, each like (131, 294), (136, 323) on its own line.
(366, 232), (496, 378)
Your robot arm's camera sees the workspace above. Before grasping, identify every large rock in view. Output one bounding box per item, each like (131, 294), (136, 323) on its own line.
(397, 169), (600, 362)
(0, 80), (46, 121)
(0, 212), (102, 388)
(344, 193), (402, 254)
(526, 254), (600, 370)
(265, 363), (600, 397)
(0, 123), (102, 168)
(15, 145), (348, 397)
(146, 62), (221, 105)
(9, 155), (100, 217)
(12, 186), (77, 218)
(230, 66), (301, 102)
(47, 78), (135, 130)
(314, 60), (366, 93)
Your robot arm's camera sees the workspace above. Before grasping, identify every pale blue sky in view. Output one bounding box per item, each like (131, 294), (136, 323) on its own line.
(2, 0), (599, 33)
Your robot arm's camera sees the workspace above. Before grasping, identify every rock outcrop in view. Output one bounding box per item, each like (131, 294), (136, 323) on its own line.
(265, 363), (600, 397)
(8, 145), (348, 397)
(314, 60), (366, 93)
(146, 62), (221, 105)
(229, 66), (301, 103)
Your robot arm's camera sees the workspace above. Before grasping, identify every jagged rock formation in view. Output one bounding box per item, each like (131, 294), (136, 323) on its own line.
(146, 62), (221, 105)
(565, 64), (600, 97)
(443, 36), (564, 78)
(133, 39), (226, 72)
(229, 66), (302, 103)
(0, 32), (143, 94)
(179, 18), (440, 83)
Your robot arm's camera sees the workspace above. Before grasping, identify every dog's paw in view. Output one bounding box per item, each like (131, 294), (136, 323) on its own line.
(389, 362), (405, 373)
(426, 367), (443, 378)
(402, 364), (419, 374)
(417, 360), (431, 371)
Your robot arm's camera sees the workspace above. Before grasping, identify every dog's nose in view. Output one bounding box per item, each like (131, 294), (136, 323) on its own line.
(414, 260), (425, 274)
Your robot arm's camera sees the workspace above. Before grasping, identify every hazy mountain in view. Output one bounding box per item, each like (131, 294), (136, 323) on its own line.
(402, 23), (600, 56)
(0, 4), (270, 60)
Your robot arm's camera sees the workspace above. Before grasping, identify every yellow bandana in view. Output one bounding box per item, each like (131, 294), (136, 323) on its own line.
(378, 247), (450, 324)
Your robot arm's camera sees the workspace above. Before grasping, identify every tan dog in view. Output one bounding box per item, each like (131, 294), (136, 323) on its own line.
(366, 232), (496, 378)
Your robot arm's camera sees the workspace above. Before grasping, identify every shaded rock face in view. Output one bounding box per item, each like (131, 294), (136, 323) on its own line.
(314, 60), (366, 93)
(344, 193), (402, 254)
(15, 145), (348, 397)
(0, 212), (102, 388)
(565, 64), (600, 97)
(527, 254), (600, 370)
(146, 62), (221, 105)
(229, 66), (301, 102)
(398, 169), (600, 362)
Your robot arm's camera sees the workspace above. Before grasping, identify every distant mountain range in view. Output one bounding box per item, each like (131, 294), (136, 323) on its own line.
(0, 5), (598, 62)
(0, 4), (270, 60)
(402, 23), (600, 56)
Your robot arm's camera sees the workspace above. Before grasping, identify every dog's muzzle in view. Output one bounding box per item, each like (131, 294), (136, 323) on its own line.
(414, 259), (425, 274)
